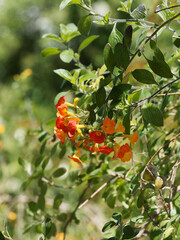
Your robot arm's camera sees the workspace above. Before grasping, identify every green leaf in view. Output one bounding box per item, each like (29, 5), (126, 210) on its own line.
(123, 107), (130, 134)
(37, 195), (45, 211)
(128, 89), (141, 103)
(78, 15), (91, 36)
(173, 191), (180, 208)
(78, 35), (99, 52)
(38, 131), (48, 142)
(142, 103), (164, 126)
(132, 69), (157, 84)
(163, 227), (174, 239)
(41, 48), (60, 57)
(53, 193), (64, 209)
(60, 0), (82, 10)
(123, 25), (133, 49)
(96, 87), (106, 107)
(104, 43), (114, 72)
(106, 193), (116, 208)
(112, 213), (121, 222)
(60, 23), (80, 42)
(60, 49), (74, 63)
(150, 40), (165, 61)
(174, 37), (180, 48)
(146, 56), (173, 78)
(54, 69), (75, 83)
(114, 43), (129, 70)
(42, 33), (63, 42)
(44, 218), (52, 237)
(28, 201), (38, 212)
(123, 225), (138, 239)
(54, 91), (70, 105)
(109, 23), (123, 49)
(102, 221), (116, 232)
(52, 168), (67, 178)
(131, 4), (147, 19)
(0, 231), (5, 240)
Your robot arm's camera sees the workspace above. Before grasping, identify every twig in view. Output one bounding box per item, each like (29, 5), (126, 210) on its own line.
(140, 106), (151, 159)
(141, 133), (180, 179)
(129, 12), (180, 65)
(155, 5), (180, 13)
(63, 184), (89, 240)
(78, 174), (131, 209)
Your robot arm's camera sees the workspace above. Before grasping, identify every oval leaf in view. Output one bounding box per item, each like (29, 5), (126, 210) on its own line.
(142, 103), (164, 126)
(54, 69), (75, 83)
(42, 33), (63, 43)
(41, 48), (60, 57)
(60, 0), (82, 10)
(114, 43), (129, 70)
(132, 69), (157, 84)
(147, 57), (173, 78)
(78, 15), (91, 36)
(60, 49), (74, 63)
(78, 35), (99, 52)
(131, 4), (147, 19)
(104, 43), (114, 72)
(52, 168), (67, 178)
(102, 221), (116, 232)
(109, 23), (123, 49)
(96, 87), (106, 107)
(123, 25), (133, 49)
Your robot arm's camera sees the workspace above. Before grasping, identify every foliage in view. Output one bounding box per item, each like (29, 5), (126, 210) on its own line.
(0, 0), (180, 240)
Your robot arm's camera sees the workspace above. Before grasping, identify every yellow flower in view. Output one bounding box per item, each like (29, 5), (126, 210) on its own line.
(0, 124), (5, 134)
(8, 212), (17, 221)
(56, 232), (64, 240)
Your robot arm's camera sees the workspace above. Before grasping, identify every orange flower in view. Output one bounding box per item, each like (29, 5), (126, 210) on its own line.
(54, 127), (67, 145)
(67, 120), (77, 138)
(115, 121), (125, 133)
(56, 96), (65, 109)
(57, 104), (68, 117)
(102, 118), (116, 134)
(68, 148), (82, 164)
(118, 143), (131, 159)
(98, 146), (114, 154)
(121, 150), (133, 162)
(56, 116), (67, 132)
(123, 132), (139, 145)
(89, 131), (105, 144)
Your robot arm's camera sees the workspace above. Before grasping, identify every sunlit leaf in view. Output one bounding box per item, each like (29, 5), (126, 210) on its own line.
(131, 4), (147, 19)
(104, 43), (114, 72)
(60, 0), (82, 10)
(41, 48), (60, 57)
(78, 15), (91, 36)
(78, 35), (99, 52)
(60, 49), (74, 63)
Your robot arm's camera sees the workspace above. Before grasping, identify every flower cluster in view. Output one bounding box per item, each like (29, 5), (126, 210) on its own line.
(54, 96), (85, 145)
(54, 96), (138, 166)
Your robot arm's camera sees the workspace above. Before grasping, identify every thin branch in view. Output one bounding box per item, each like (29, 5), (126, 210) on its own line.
(140, 106), (151, 159)
(155, 5), (180, 13)
(78, 174), (131, 209)
(141, 133), (180, 179)
(132, 86), (180, 109)
(63, 184), (89, 240)
(129, 12), (180, 65)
